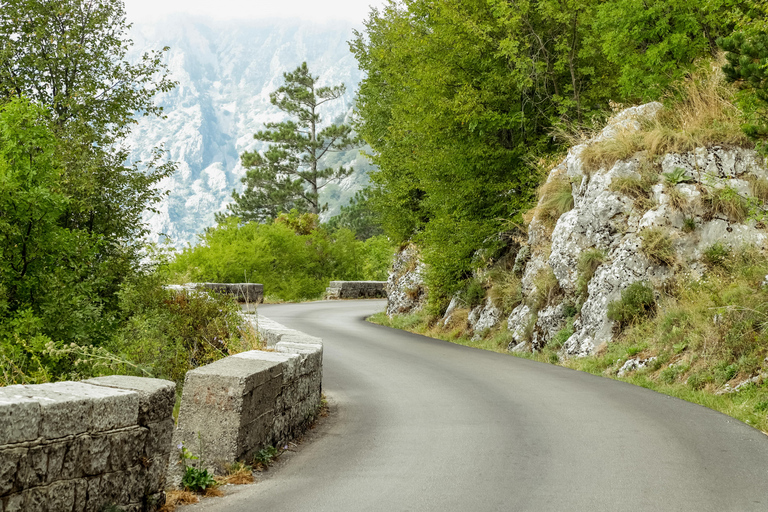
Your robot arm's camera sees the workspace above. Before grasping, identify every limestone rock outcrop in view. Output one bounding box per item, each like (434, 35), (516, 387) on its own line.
(386, 244), (428, 317)
(507, 102), (768, 356)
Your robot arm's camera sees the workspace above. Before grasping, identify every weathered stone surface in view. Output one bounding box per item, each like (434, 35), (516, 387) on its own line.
(386, 244), (427, 317)
(508, 101), (768, 357)
(86, 375), (175, 425)
(0, 377), (172, 511)
(37, 382), (138, 433)
(0, 393), (39, 445)
(325, 281), (387, 299)
(469, 298), (502, 339)
(1, 384), (91, 440)
(532, 304), (569, 349)
(170, 315), (323, 484)
(506, 304), (535, 350)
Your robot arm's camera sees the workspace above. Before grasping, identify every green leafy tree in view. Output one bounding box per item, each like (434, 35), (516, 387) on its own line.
(325, 188), (384, 240)
(719, 3), (768, 151)
(594, 0), (745, 100)
(352, 0), (617, 310)
(227, 62), (358, 222)
(0, 0), (176, 282)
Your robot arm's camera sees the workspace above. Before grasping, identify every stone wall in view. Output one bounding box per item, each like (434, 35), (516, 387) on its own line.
(0, 376), (175, 512)
(325, 281), (387, 299)
(165, 283), (264, 303)
(167, 315), (322, 485)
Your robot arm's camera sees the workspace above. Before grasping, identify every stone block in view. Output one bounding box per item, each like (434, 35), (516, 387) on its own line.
(201, 283), (264, 303)
(3, 385), (90, 439)
(143, 418), (173, 460)
(46, 438), (81, 483)
(108, 427), (147, 471)
(80, 434), (111, 476)
(85, 375), (175, 425)
(3, 492), (23, 512)
(47, 480), (76, 512)
(17, 444), (47, 489)
(0, 448), (24, 495)
(37, 382), (138, 433)
(325, 280), (386, 299)
(0, 391), (40, 444)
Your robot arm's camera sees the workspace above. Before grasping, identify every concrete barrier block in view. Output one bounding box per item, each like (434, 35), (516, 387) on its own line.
(85, 376), (175, 425)
(0, 393), (39, 444)
(325, 280), (387, 299)
(37, 382), (138, 433)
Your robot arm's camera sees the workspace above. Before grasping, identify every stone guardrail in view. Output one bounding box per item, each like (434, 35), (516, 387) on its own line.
(167, 314), (323, 485)
(0, 376), (175, 512)
(165, 283), (264, 303)
(325, 280), (387, 299)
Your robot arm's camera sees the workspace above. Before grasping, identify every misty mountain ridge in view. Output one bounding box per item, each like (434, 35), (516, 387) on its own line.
(125, 16), (371, 248)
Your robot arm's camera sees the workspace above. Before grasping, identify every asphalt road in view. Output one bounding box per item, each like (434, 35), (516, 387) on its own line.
(190, 299), (768, 512)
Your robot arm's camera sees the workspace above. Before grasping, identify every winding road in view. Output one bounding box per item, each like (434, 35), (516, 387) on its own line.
(191, 300), (768, 511)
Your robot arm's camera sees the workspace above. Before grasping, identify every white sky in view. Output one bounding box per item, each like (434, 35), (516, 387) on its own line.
(123, 0), (387, 23)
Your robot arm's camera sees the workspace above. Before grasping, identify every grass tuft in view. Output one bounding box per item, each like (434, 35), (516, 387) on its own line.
(702, 186), (749, 223)
(640, 227), (676, 266)
(576, 249), (606, 299)
(581, 60), (751, 173)
(534, 173), (574, 227)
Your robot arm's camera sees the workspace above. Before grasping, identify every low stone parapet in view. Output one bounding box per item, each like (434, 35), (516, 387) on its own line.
(325, 280), (387, 299)
(0, 376), (175, 512)
(167, 315), (322, 485)
(165, 283), (264, 303)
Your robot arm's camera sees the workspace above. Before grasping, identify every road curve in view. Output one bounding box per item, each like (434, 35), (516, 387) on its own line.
(192, 300), (768, 512)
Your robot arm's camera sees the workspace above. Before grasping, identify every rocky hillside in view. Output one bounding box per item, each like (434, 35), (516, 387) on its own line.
(125, 17), (370, 247)
(386, 95), (768, 362)
(501, 103), (766, 356)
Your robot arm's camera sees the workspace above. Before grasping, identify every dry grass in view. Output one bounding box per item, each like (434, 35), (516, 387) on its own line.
(216, 462), (255, 485)
(702, 186), (749, 223)
(487, 269), (523, 315)
(530, 267), (561, 311)
(160, 490), (199, 512)
(748, 175), (768, 203)
(666, 186), (690, 212)
(640, 227), (676, 266)
(531, 172), (574, 228)
(581, 59), (751, 173)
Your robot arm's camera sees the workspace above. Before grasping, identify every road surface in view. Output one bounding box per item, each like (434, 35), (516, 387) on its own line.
(189, 300), (768, 511)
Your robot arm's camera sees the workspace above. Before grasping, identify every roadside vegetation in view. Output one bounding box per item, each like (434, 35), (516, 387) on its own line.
(167, 211), (393, 303)
(370, 244), (768, 434)
(369, 58), (768, 434)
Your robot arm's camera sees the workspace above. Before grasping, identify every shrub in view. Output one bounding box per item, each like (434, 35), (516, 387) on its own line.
(640, 227), (676, 266)
(607, 282), (657, 329)
(463, 279), (486, 309)
(168, 213), (394, 302)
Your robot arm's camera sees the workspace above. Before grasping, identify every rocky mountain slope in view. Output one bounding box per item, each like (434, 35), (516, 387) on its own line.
(126, 17), (369, 247)
(387, 101), (768, 359)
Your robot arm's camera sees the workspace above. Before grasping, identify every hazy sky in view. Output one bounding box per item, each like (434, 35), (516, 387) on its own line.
(123, 0), (387, 23)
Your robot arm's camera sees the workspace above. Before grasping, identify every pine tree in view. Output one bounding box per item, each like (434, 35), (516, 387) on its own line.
(227, 62), (357, 222)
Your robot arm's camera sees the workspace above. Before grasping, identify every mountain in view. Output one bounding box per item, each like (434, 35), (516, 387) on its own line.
(125, 16), (369, 247)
